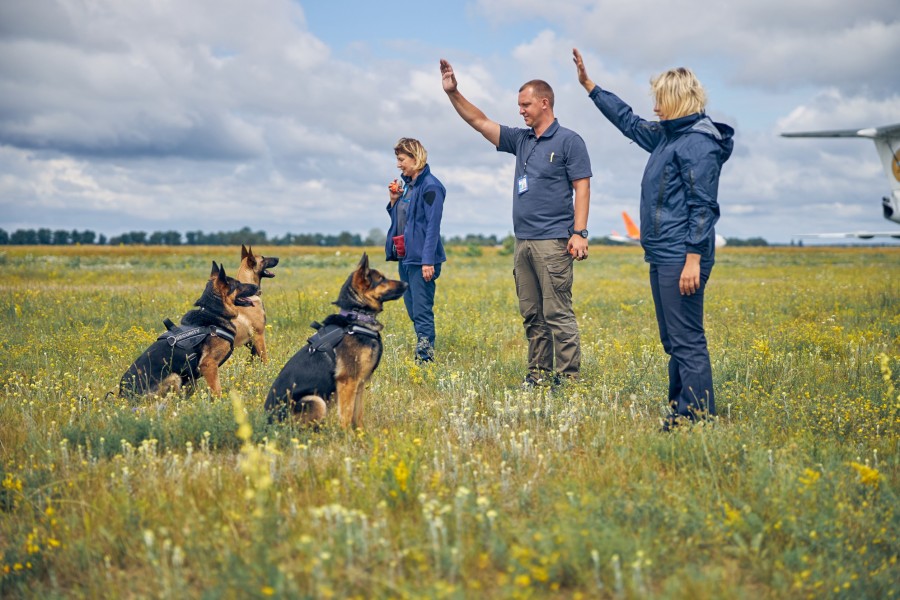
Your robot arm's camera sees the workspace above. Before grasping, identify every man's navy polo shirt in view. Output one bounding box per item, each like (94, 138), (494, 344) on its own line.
(497, 119), (592, 240)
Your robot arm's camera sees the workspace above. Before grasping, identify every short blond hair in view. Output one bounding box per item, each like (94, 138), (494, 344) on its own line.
(650, 67), (707, 120)
(394, 137), (428, 172)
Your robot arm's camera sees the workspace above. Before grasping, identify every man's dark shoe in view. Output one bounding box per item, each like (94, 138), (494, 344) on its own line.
(550, 372), (577, 391)
(521, 371), (550, 389)
(521, 372), (541, 388)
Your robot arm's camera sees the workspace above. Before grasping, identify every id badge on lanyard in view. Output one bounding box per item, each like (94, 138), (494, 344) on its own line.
(518, 138), (540, 196)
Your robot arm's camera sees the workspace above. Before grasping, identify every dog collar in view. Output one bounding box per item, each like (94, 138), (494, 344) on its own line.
(339, 309), (377, 324)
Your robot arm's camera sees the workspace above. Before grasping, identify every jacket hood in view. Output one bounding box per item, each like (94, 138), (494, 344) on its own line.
(663, 112), (734, 163)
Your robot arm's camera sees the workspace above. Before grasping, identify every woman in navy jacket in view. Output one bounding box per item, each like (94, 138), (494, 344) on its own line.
(385, 137), (447, 362)
(573, 49), (734, 429)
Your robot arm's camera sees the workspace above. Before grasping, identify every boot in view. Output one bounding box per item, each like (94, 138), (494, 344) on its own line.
(415, 337), (435, 363)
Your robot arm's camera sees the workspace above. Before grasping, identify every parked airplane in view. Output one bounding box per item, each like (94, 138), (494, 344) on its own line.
(607, 211), (641, 244)
(781, 122), (900, 239)
(607, 211), (727, 247)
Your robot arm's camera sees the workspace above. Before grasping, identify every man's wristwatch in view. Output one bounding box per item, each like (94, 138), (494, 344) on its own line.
(573, 229), (589, 239)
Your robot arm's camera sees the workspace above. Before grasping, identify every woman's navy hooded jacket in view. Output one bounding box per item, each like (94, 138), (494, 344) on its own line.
(589, 85), (734, 266)
(384, 163), (446, 266)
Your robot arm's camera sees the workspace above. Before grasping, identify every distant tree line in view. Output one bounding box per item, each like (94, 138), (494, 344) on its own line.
(0, 228), (106, 245)
(0, 226), (506, 247)
(0, 227), (772, 247)
(723, 237), (769, 247)
(0, 226), (367, 247)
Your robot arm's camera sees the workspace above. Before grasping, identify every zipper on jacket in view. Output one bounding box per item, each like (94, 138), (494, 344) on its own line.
(654, 168), (668, 236)
(690, 170), (706, 239)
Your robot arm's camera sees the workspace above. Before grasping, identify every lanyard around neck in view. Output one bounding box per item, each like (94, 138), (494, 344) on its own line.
(523, 138), (540, 175)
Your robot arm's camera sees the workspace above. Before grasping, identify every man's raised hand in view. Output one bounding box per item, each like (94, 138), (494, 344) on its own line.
(440, 59), (458, 94)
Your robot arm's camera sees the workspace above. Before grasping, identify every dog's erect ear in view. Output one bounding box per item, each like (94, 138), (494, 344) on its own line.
(243, 244), (256, 268)
(210, 261), (220, 278)
(352, 253), (370, 290)
(217, 263), (228, 284)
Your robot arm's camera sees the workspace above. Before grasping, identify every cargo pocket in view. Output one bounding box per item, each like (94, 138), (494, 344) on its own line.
(545, 251), (573, 295)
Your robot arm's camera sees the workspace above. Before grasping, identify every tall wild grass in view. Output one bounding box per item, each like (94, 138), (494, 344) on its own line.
(0, 245), (897, 598)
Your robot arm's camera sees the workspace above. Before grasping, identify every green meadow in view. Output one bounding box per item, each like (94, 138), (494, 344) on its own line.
(0, 244), (898, 599)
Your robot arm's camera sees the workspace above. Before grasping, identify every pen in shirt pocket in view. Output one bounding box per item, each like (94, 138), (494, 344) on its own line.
(550, 152), (555, 162)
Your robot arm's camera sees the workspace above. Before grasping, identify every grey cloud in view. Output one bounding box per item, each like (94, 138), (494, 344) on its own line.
(475, 0), (899, 96)
(1, 0), (898, 244)
(0, 0), (328, 160)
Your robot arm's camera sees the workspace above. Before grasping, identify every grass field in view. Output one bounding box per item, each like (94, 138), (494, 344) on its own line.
(0, 244), (898, 598)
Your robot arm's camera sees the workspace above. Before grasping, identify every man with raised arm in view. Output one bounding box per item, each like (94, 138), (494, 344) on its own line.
(440, 59), (592, 388)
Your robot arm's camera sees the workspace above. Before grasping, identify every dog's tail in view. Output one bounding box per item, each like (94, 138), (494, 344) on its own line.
(292, 396), (327, 426)
(266, 393), (328, 426)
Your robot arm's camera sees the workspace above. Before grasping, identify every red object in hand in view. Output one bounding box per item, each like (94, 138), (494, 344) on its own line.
(392, 235), (406, 257)
(389, 180), (402, 194)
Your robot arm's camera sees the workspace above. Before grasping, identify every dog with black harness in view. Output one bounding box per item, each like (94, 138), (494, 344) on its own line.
(119, 261), (259, 399)
(265, 253), (407, 429)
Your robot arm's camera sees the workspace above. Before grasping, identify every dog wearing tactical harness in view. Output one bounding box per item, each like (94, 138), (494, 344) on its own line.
(119, 261), (259, 399)
(234, 244), (279, 362)
(265, 253), (407, 429)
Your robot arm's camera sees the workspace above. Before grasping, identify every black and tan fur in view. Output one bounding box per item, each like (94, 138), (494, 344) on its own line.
(234, 244), (279, 362)
(119, 262), (258, 399)
(265, 253), (407, 429)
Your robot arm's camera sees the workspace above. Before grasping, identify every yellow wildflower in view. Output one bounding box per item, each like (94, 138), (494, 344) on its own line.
(723, 502), (744, 528)
(393, 460), (409, 493)
(799, 468), (821, 486)
(849, 462), (880, 488)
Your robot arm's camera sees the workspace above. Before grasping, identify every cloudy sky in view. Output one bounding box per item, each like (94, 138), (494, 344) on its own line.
(1, 0), (898, 244)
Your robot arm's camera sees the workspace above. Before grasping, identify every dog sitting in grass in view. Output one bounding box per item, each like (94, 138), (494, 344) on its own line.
(234, 244), (279, 362)
(265, 253), (407, 430)
(119, 261), (258, 399)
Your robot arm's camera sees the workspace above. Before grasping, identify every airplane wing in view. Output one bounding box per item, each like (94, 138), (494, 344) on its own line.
(795, 232), (900, 239)
(781, 128), (869, 138)
(781, 123), (900, 139)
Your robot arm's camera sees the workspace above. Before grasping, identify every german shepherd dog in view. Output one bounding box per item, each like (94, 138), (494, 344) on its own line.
(235, 244), (279, 362)
(265, 253), (407, 429)
(119, 262), (259, 399)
